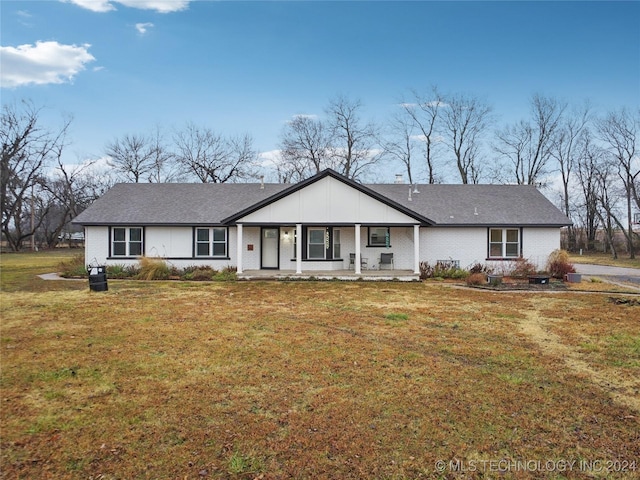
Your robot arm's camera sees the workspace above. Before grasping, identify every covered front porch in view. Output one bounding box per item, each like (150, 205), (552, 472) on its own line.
(235, 223), (422, 275)
(237, 268), (420, 281)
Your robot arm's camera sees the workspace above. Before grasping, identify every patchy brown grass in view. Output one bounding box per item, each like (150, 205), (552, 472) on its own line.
(1, 257), (639, 479)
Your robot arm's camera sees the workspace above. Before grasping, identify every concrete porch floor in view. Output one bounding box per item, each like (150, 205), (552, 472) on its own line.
(238, 269), (421, 281)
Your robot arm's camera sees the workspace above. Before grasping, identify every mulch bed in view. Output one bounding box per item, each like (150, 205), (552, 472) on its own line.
(473, 278), (568, 291)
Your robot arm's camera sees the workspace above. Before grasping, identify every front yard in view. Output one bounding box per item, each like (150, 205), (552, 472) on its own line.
(1, 252), (639, 479)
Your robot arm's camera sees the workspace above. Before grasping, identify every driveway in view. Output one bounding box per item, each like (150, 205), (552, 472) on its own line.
(574, 263), (640, 286)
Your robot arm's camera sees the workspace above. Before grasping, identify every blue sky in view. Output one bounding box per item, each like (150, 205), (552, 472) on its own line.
(1, 0), (639, 181)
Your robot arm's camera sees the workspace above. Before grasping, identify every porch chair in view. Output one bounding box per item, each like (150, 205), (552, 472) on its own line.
(349, 253), (368, 270)
(379, 252), (394, 270)
(349, 253), (356, 270)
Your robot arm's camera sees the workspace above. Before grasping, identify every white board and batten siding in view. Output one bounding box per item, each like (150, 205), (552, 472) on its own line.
(238, 176), (418, 225)
(421, 226), (561, 270)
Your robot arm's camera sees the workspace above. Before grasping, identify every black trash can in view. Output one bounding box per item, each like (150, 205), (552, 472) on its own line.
(88, 266), (108, 292)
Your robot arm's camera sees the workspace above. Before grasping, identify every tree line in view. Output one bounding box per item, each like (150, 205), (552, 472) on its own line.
(2, 91), (638, 255)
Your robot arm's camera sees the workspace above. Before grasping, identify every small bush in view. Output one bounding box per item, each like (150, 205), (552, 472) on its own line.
(137, 257), (170, 280)
(434, 261), (469, 280)
(58, 254), (87, 278)
(466, 272), (487, 286)
(419, 261), (434, 280)
(546, 249), (576, 279)
(183, 266), (216, 281)
(509, 258), (538, 278)
(468, 262), (492, 275)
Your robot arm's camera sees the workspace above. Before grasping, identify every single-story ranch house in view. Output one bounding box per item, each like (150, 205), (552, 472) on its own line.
(73, 169), (571, 277)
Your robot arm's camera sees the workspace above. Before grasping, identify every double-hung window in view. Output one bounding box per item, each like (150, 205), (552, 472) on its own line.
(307, 228), (326, 259)
(489, 228), (520, 258)
(369, 227), (390, 247)
(112, 227), (143, 257)
(195, 227), (227, 257)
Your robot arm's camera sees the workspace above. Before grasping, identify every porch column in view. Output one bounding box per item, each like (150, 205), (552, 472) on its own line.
(413, 224), (420, 274)
(296, 223), (302, 274)
(236, 223), (243, 274)
(355, 224), (361, 275)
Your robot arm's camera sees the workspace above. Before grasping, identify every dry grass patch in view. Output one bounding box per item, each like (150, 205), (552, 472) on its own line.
(1, 272), (639, 479)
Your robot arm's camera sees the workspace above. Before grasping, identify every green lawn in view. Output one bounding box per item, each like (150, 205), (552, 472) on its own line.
(1, 251), (639, 479)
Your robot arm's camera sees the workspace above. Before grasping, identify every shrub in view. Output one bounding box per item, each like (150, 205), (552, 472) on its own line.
(182, 266), (216, 281)
(546, 249), (576, 279)
(434, 261), (469, 280)
(419, 261), (434, 280)
(509, 258), (538, 278)
(58, 254), (87, 278)
(466, 272), (487, 286)
(468, 262), (492, 275)
(137, 257), (170, 280)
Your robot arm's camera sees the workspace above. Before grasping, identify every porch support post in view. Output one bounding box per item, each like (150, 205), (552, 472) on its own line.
(296, 223), (302, 274)
(236, 223), (243, 274)
(413, 224), (420, 274)
(355, 224), (362, 275)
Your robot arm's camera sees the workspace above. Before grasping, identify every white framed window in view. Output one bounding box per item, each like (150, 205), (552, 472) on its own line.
(195, 227), (227, 257)
(112, 227), (143, 257)
(489, 228), (520, 258)
(369, 227), (390, 247)
(307, 228), (326, 259)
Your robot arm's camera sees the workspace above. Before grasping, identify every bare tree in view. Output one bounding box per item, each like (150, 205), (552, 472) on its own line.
(382, 110), (419, 185)
(399, 86), (444, 184)
(39, 154), (108, 248)
(550, 101), (591, 250)
(147, 125), (179, 183)
(105, 133), (157, 183)
(325, 95), (382, 180)
(1, 100), (71, 251)
(440, 92), (493, 184)
(279, 115), (333, 181)
(593, 153), (625, 258)
(495, 94), (566, 185)
(596, 108), (639, 258)
(575, 130), (602, 251)
(174, 123), (257, 183)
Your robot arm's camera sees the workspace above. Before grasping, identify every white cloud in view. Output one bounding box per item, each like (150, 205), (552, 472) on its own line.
(63, 0), (116, 12)
(0, 41), (96, 88)
(257, 149), (282, 167)
(135, 22), (154, 35)
(64, 0), (191, 13)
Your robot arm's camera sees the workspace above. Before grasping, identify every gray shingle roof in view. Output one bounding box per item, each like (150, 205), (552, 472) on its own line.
(73, 171), (571, 227)
(73, 183), (290, 225)
(368, 184), (571, 226)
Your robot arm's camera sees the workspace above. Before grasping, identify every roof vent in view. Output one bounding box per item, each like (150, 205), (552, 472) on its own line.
(395, 174), (404, 184)
(260, 175), (264, 190)
(413, 184), (420, 194)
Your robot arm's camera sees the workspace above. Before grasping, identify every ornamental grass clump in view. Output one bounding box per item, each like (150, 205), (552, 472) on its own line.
(137, 256), (171, 280)
(466, 272), (487, 286)
(546, 249), (576, 279)
(57, 254), (87, 278)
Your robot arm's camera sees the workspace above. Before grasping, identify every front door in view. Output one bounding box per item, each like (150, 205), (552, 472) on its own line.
(261, 227), (279, 269)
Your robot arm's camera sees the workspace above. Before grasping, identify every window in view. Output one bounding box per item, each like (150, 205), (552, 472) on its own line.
(489, 228), (520, 258)
(308, 228), (326, 259)
(333, 229), (341, 259)
(369, 227), (390, 247)
(112, 227), (143, 257)
(195, 227), (227, 257)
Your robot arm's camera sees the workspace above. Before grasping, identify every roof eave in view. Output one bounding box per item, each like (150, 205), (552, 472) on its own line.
(221, 169), (435, 225)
